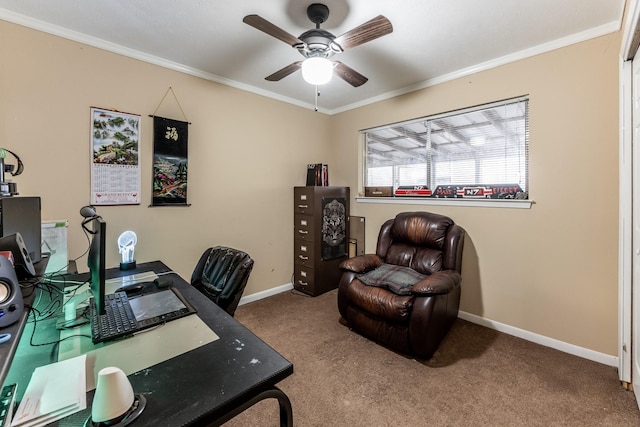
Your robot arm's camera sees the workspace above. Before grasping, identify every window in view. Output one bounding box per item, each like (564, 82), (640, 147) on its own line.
(364, 97), (529, 200)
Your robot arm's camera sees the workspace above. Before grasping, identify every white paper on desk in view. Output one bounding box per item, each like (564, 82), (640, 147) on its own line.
(11, 355), (87, 427)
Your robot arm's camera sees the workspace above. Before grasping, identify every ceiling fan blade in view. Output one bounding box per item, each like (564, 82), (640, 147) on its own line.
(243, 14), (303, 46)
(334, 15), (393, 50)
(333, 61), (368, 87)
(265, 62), (303, 81)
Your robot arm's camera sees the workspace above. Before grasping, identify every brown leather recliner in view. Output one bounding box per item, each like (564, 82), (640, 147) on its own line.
(338, 211), (465, 359)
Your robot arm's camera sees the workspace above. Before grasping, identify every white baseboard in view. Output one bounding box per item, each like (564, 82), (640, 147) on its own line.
(458, 311), (618, 367)
(238, 286), (618, 368)
(239, 282), (293, 306)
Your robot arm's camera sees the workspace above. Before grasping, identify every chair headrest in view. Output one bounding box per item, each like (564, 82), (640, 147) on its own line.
(390, 211), (454, 249)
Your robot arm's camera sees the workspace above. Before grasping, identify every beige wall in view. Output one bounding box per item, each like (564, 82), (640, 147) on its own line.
(330, 32), (622, 355)
(0, 21), (334, 295)
(0, 19), (622, 355)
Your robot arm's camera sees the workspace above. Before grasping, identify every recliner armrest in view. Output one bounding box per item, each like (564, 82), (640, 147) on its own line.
(339, 254), (383, 273)
(412, 270), (461, 295)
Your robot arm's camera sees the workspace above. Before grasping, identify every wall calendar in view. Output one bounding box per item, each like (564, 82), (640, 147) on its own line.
(90, 107), (141, 205)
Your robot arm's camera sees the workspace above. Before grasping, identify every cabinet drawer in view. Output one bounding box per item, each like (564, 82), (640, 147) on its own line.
(294, 264), (315, 295)
(294, 239), (315, 267)
(294, 187), (314, 215)
(294, 214), (314, 241)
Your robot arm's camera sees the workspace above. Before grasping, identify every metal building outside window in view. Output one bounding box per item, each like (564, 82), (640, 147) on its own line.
(363, 96), (529, 201)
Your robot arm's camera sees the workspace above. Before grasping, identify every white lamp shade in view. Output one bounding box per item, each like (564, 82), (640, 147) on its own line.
(92, 367), (135, 423)
(301, 57), (333, 85)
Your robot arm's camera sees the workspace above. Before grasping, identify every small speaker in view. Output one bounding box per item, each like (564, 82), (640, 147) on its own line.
(0, 233), (35, 279)
(0, 255), (23, 328)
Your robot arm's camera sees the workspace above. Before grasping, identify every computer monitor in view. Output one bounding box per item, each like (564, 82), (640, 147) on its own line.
(87, 216), (106, 315)
(0, 196), (42, 263)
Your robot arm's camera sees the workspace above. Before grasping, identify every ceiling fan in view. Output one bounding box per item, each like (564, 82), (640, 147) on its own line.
(243, 3), (393, 87)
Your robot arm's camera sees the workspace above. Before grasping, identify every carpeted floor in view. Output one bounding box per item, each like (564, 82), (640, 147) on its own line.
(222, 289), (640, 426)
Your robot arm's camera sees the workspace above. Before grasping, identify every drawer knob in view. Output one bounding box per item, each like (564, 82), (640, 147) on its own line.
(298, 255), (309, 260)
(298, 230), (308, 234)
(297, 280), (308, 286)
(297, 204), (308, 209)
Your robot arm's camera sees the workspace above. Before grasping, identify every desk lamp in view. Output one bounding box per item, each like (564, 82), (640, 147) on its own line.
(118, 231), (137, 270)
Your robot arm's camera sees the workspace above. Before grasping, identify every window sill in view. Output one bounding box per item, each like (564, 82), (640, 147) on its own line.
(355, 197), (533, 209)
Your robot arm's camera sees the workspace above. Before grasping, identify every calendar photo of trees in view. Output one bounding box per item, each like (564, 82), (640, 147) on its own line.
(90, 107), (141, 205)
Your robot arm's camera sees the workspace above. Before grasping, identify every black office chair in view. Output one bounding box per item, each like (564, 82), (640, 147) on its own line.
(190, 246), (254, 316)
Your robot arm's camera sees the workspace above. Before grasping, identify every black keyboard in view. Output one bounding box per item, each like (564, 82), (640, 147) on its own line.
(90, 291), (139, 344)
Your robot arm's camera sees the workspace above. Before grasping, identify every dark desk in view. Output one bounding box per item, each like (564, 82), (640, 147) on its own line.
(3, 261), (294, 426)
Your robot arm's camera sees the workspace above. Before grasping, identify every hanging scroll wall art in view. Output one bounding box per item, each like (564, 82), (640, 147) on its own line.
(152, 116), (189, 206)
(90, 107), (141, 205)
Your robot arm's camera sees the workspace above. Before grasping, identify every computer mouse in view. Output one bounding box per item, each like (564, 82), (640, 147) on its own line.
(115, 283), (144, 295)
(154, 277), (173, 289)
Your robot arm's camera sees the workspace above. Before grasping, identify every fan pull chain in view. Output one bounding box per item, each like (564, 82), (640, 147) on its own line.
(314, 86), (319, 111)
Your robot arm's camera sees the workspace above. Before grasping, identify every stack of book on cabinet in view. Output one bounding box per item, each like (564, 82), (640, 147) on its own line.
(306, 163), (328, 186)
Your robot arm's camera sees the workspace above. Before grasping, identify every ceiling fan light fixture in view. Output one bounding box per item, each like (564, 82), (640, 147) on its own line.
(301, 57), (333, 85)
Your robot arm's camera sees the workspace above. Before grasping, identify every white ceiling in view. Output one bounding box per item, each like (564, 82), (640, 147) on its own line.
(0, 0), (627, 114)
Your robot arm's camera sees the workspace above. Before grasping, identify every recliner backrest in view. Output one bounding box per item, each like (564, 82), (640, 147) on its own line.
(376, 211), (464, 275)
(191, 246), (254, 316)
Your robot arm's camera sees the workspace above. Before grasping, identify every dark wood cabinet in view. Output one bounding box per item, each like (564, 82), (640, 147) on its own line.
(293, 186), (349, 296)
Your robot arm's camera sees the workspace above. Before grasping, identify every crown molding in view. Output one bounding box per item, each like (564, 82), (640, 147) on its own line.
(0, 9), (620, 116)
(330, 21), (622, 114)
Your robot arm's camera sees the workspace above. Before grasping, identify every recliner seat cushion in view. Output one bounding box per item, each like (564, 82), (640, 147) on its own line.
(345, 278), (413, 323)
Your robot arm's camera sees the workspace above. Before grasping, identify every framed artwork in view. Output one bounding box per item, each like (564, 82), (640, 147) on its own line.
(321, 197), (347, 260)
(90, 107), (141, 205)
(152, 116), (189, 206)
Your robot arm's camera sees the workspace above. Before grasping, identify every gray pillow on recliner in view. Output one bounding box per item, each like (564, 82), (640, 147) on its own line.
(357, 263), (426, 295)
